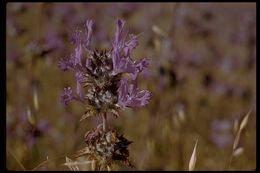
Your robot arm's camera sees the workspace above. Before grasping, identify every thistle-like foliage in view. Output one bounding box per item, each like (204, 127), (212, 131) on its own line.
(74, 126), (133, 170)
(59, 19), (151, 170)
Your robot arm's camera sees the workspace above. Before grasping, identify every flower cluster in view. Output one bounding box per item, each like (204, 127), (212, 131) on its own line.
(58, 19), (151, 119)
(7, 109), (50, 149)
(74, 125), (133, 170)
(59, 19), (151, 170)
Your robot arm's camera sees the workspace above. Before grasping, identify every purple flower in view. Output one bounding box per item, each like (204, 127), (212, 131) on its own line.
(9, 109), (51, 149)
(70, 30), (83, 46)
(75, 72), (84, 96)
(84, 19), (93, 51)
(70, 20), (93, 50)
(157, 77), (167, 92)
(112, 52), (136, 75)
(132, 58), (149, 80)
(26, 135), (37, 149)
(25, 118), (50, 149)
(124, 34), (138, 57)
(118, 78), (151, 108)
(44, 30), (63, 50)
(60, 86), (85, 105)
(111, 19), (147, 77)
(113, 19), (125, 51)
(61, 87), (74, 105)
(70, 20), (93, 65)
(58, 56), (74, 71)
(74, 45), (83, 67)
(59, 19), (151, 111)
(112, 19), (136, 75)
(59, 20), (94, 105)
(37, 119), (50, 133)
(210, 119), (234, 149)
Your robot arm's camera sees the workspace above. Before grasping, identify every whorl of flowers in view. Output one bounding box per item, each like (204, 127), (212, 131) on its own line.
(58, 19), (151, 120)
(74, 125), (133, 170)
(59, 19), (151, 170)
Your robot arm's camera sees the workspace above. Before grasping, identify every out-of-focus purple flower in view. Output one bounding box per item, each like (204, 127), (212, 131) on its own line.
(118, 78), (151, 108)
(157, 77), (167, 92)
(7, 48), (20, 63)
(54, 3), (75, 17)
(209, 82), (227, 96)
(61, 87), (74, 105)
(64, 113), (77, 124)
(210, 119), (234, 149)
(112, 3), (139, 12)
(96, 29), (106, 42)
(8, 108), (51, 149)
(25, 118), (50, 149)
(37, 118), (50, 133)
(70, 30), (83, 46)
(26, 135), (36, 149)
(44, 30), (64, 50)
(19, 111), (28, 124)
(52, 3), (81, 28)
(58, 56), (74, 71)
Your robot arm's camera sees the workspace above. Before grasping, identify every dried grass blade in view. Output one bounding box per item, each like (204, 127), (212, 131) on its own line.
(239, 109), (252, 131)
(189, 139), (198, 171)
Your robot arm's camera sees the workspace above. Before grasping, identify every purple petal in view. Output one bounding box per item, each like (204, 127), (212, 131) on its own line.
(117, 78), (152, 108)
(70, 30), (83, 46)
(127, 90), (152, 108)
(111, 19), (141, 75)
(135, 58), (149, 71)
(132, 58), (150, 80)
(75, 72), (84, 96)
(112, 50), (136, 75)
(118, 56), (136, 74)
(84, 19), (93, 50)
(128, 78), (138, 96)
(74, 45), (82, 66)
(135, 90), (152, 106)
(112, 51), (120, 74)
(117, 78), (128, 108)
(113, 19), (125, 49)
(112, 19), (126, 74)
(124, 34), (138, 56)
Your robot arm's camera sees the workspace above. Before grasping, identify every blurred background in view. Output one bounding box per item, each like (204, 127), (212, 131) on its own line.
(6, 3), (256, 171)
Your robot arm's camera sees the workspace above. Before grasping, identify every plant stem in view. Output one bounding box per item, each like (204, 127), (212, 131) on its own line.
(228, 152), (233, 170)
(102, 113), (107, 132)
